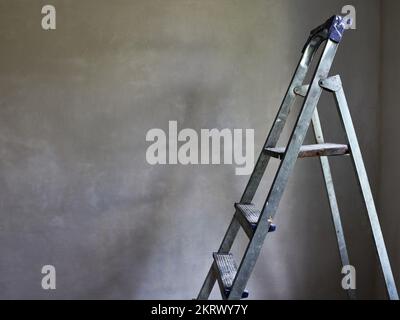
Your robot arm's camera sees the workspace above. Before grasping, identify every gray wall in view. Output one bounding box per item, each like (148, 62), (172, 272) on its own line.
(379, 0), (400, 299)
(0, 0), (387, 299)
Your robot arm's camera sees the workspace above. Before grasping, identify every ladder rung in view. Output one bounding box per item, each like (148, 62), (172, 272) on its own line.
(265, 143), (349, 159)
(235, 203), (260, 238)
(235, 203), (276, 238)
(213, 253), (248, 299)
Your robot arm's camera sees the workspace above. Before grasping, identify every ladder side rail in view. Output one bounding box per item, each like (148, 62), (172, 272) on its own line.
(197, 34), (325, 301)
(229, 40), (339, 300)
(241, 36), (324, 204)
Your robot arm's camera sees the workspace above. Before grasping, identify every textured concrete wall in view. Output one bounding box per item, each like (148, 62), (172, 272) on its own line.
(379, 0), (400, 299)
(0, 0), (383, 299)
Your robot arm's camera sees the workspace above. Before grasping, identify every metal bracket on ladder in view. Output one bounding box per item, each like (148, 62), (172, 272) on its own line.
(197, 15), (399, 301)
(294, 84), (309, 97)
(319, 75), (343, 92)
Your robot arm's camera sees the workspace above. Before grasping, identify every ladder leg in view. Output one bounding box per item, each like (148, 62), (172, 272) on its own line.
(331, 77), (399, 300)
(228, 40), (339, 300)
(312, 108), (356, 299)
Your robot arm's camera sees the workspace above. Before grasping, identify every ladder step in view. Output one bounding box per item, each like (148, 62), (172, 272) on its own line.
(235, 203), (276, 238)
(265, 143), (349, 159)
(235, 203), (259, 237)
(213, 253), (249, 299)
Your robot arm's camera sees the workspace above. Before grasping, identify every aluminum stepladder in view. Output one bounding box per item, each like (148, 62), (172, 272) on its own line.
(197, 15), (399, 300)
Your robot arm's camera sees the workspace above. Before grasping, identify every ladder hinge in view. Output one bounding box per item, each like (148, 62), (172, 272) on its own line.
(319, 75), (342, 92)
